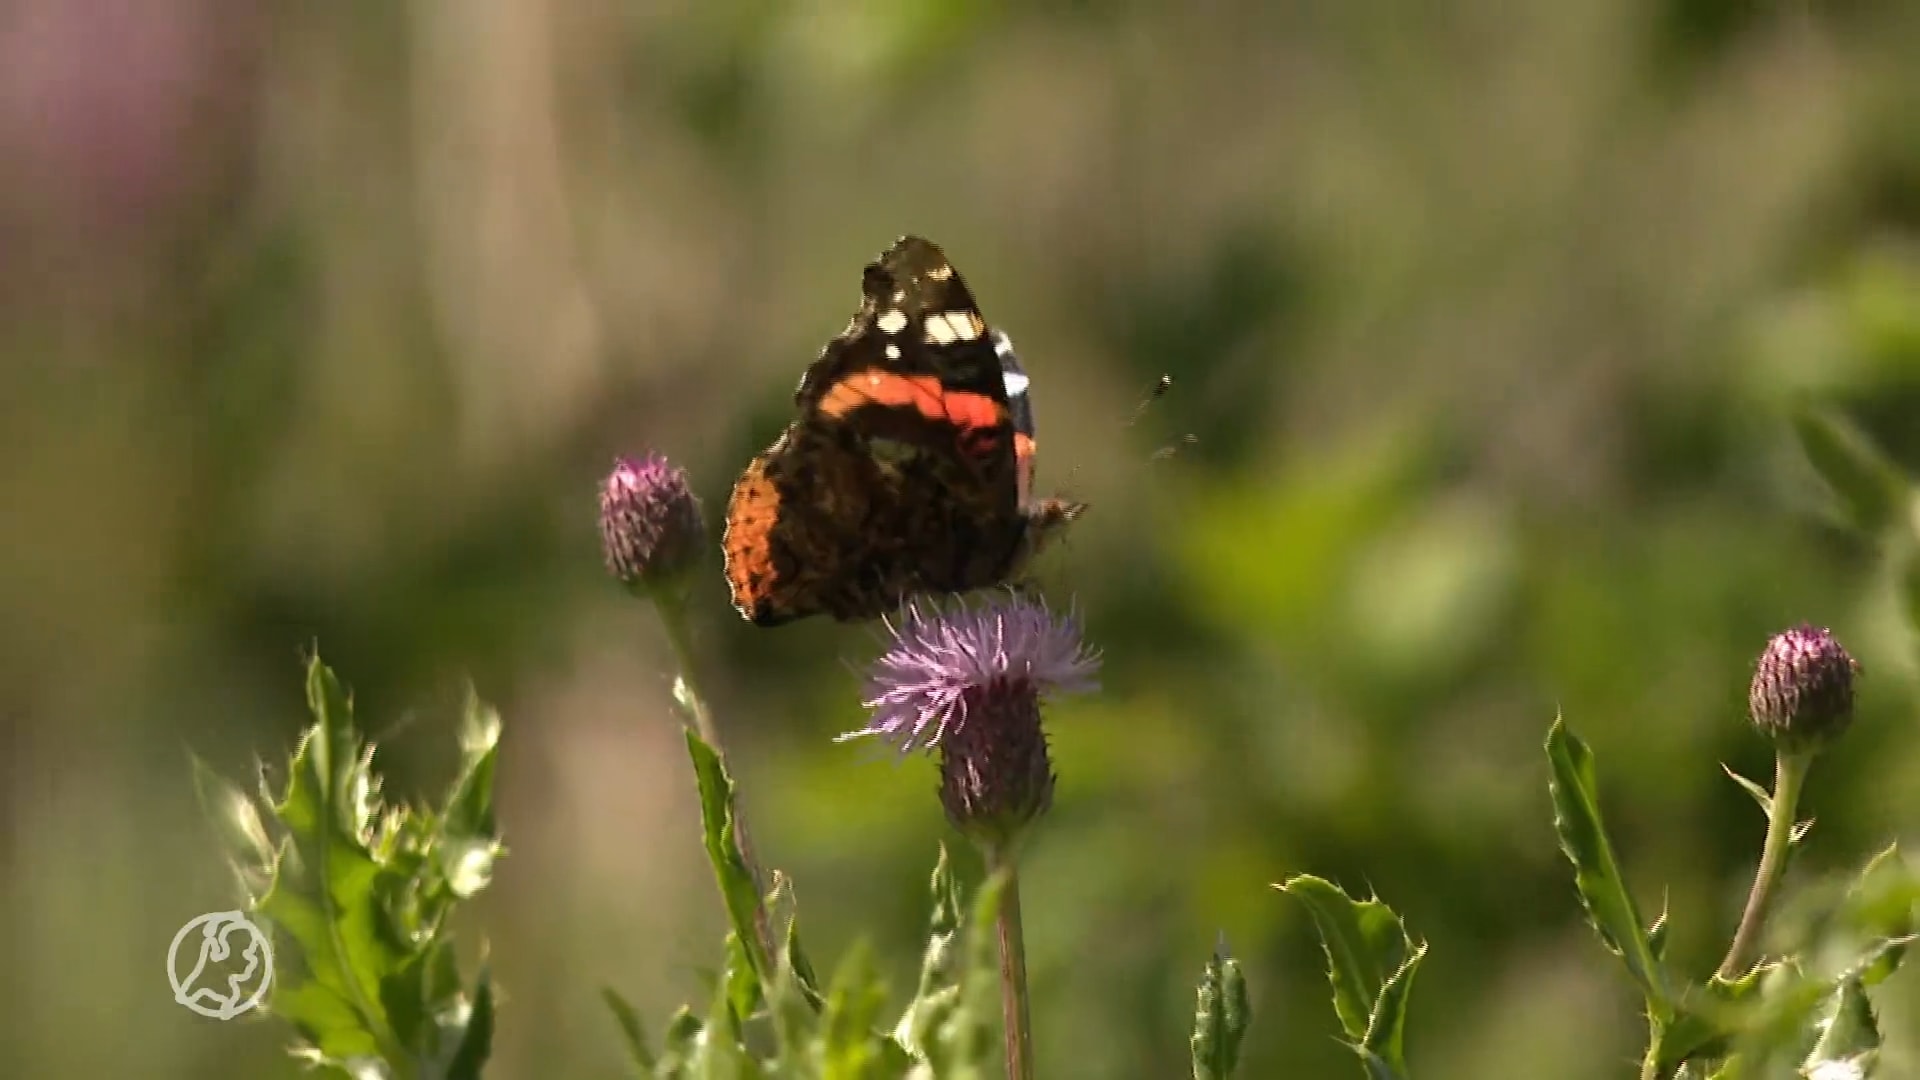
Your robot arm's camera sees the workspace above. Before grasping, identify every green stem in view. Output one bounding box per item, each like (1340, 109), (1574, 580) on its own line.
(1639, 1039), (1663, 1080)
(1715, 750), (1813, 981)
(654, 590), (777, 970)
(986, 844), (1035, 1080)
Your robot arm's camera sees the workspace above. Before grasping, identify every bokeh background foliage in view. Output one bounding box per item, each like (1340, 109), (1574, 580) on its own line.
(3, 1), (1920, 1076)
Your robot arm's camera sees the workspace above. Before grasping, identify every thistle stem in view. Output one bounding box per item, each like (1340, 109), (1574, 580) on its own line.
(654, 590), (776, 970)
(1715, 750), (1813, 981)
(986, 844), (1036, 1080)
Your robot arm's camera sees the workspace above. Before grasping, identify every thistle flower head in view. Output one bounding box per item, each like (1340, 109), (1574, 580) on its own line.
(846, 593), (1100, 848)
(1749, 624), (1859, 754)
(598, 453), (706, 596)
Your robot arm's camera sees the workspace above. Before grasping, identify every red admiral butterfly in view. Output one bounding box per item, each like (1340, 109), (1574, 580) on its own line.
(722, 236), (1084, 625)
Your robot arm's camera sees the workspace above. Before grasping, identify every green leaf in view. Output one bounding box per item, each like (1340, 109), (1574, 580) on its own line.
(768, 871), (824, 1013)
(897, 846), (966, 1057)
(723, 931), (763, 1025)
(1356, 1048), (1410, 1080)
(1721, 765), (1773, 818)
(438, 686), (502, 899)
(1361, 943), (1424, 1074)
(1190, 939), (1252, 1080)
(686, 729), (769, 984)
(1650, 972), (1766, 1077)
(1277, 874), (1414, 1042)
(692, 953), (756, 1080)
(1804, 977), (1879, 1075)
(657, 1006), (703, 1074)
(1649, 900), (1671, 964)
(921, 870), (1004, 1078)
(444, 965), (494, 1080)
(1844, 845), (1915, 987)
(601, 987), (656, 1075)
(818, 943), (891, 1079)
(763, 941), (819, 1071)
(202, 655), (503, 1078)
(191, 753), (275, 892)
(1790, 405), (1910, 536)
(1546, 716), (1669, 1017)
(259, 660), (413, 1064)
(1705, 958), (1846, 1075)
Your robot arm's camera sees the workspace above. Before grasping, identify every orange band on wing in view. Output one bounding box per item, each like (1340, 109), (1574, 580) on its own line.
(1012, 430), (1036, 505)
(819, 372), (1005, 433)
(1012, 431), (1036, 468)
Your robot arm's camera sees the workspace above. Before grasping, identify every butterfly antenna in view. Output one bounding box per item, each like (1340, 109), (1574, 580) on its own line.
(1125, 374), (1197, 462)
(1123, 374), (1174, 428)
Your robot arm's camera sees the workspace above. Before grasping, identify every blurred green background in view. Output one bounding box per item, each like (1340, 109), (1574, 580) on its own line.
(5, 1), (1920, 1077)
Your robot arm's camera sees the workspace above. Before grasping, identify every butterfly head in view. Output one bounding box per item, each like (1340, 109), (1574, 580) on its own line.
(1013, 496), (1086, 569)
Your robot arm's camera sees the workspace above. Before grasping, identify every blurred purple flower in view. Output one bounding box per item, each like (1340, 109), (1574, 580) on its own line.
(847, 593), (1099, 845)
(1750, 624), (1859, 753)
(598, 453), (705, 595)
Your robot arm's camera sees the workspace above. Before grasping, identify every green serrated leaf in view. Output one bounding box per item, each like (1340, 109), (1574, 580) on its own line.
(1790, 405), (1910, 535)
(205, 655), (507, 1079)
(1845, 845), (1915, 987)
(1191, 940), (1251, 1080)
(693, 952), (756, 1080)
(259, 659), (413, 1065)
(685, 729), (769, 985)
(602, 987), (656, 1075)
(764, 944), (818, 1069)
(1649, 900), (1671, 964)
(444, 966), (494, 1080)
(723, 932), (763, 1024)
(1805, 977), (1879, 1071)
(656, 1006), (703, 1073)
(191, 754), (276, 876)
(274, 979), (387, 1061)
(1708, 958), (1837, 1072)
(1721, 765), (1773, 817)
(818, 942), (892, 1079)
(1651, 972), (1767, 1077)
(923, 872), (1004, 1078)
(1356, 1047), (1409, 1080)
(871, 1037), (918, 1080)
(767, 871), (824, 1013)
(898, 847), (965, 1056)
(437, 686), (501, 902)
(1276, 874), (1413, 1042)
(1546, 716), (1670, 1017)
(1361, 942), (1424, 1075)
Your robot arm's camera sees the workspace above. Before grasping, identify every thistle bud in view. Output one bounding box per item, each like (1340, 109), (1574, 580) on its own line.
(598, 453), (706, 597)
(1749, 624), (1859, 754)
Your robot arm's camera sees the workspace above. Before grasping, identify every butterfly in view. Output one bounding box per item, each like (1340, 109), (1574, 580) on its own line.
(722, 236), (1083, 625)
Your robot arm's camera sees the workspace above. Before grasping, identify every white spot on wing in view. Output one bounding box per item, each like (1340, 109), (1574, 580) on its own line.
(877, 309), (909, 335)
(885, 344), (901, 359)
(923, 310), (982, 345)
(1001, 369), (1030, 397)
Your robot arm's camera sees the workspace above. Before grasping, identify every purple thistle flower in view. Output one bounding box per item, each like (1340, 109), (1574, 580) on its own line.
(598, 453), (706, 595)
(1750, 624), (1860, 753)
(846, 593), (1100, 846)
